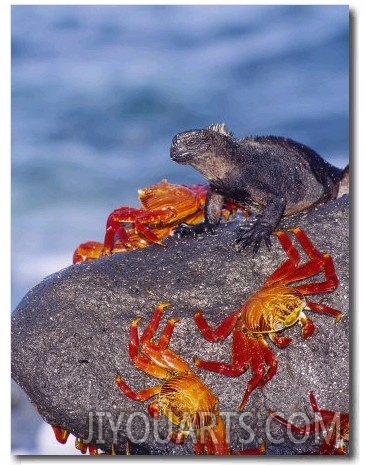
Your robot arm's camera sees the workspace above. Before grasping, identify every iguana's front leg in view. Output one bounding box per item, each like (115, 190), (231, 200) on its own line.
(235, 196), (286, 253)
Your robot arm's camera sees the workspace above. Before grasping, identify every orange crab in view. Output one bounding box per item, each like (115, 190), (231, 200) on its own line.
(116, 303), (264, 455)
(72, 234), (150, 263)
(269, 391), (349, 454)
(51, 426), (117, 455)
(73, 179), (246, 263)
(193, 228), (342, 411)
(72, 240), (106, 263)
(72, 180), (207, 263)
(103, 180), (208, 252)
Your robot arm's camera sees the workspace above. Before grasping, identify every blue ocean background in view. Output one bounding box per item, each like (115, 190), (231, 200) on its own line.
(11, 5), (349, 454)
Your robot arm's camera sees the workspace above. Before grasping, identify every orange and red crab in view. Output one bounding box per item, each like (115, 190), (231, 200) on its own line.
(72, 240), (106, 264)
(103, 180), (208, 252)
(193, 228), (342, 411)
(51, 426), (117, 455)
(116, 302), (264, 455)
(269, 391), (349, 454)
(73, 179), (246, 263)
(73, 180), (207, 263)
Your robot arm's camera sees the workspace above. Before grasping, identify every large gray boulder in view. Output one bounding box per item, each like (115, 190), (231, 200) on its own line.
(11, 195), (349, 455)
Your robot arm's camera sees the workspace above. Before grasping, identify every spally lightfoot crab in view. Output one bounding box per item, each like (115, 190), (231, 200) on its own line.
(103, 180), (208, 251)
(193, 228), (342, 411)
(116, 302), (264, 455)
(73, 179), (246, 263)
(72, 180), (207, 262)
(269, 390), (349, 454)
(51, 425), (117, 455)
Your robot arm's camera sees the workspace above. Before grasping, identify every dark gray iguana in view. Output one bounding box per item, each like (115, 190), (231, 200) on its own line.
(170, 123), (349, 253)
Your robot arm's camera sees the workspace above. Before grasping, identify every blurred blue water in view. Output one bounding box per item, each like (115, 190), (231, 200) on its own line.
(11, 4), (349, 454)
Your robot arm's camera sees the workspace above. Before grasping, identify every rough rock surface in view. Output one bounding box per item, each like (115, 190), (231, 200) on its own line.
(11, 195), (349, 455)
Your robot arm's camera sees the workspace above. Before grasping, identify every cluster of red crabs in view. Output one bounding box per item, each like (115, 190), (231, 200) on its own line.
(51, 179), (348, 455)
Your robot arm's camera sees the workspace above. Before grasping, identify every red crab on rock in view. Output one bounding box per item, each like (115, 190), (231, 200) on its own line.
(193, 228), (342, 411)
(104, 180), (208, 251)
(51, 426), (116, 455)
(72, 179), (246, 263)
(116, 303), (265, 455)
(269, 390), (349, 454)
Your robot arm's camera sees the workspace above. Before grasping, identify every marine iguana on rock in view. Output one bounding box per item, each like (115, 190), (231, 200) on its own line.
(170, 123), (348, 253)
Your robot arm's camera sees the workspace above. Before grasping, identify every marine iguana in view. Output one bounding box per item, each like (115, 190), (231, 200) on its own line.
(170, 123), (348, 253)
